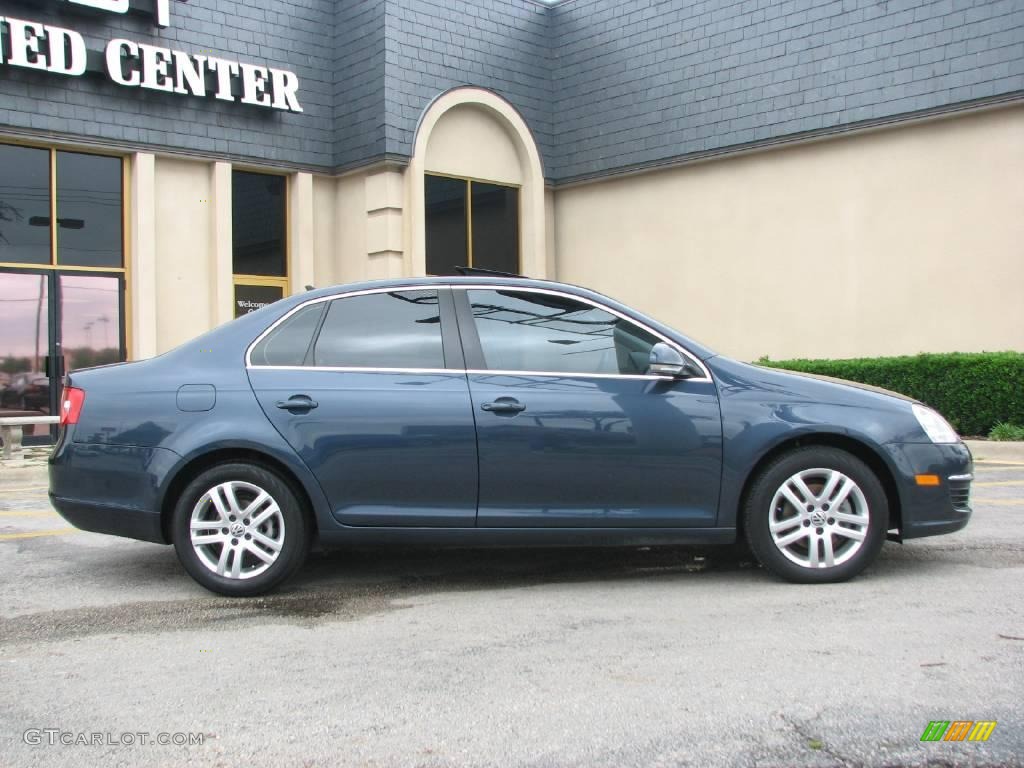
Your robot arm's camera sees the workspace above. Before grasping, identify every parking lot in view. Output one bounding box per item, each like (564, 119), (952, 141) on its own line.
(1, 450), (1022, 768)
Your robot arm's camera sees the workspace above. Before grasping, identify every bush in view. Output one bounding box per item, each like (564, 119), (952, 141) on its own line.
(989, 422), (1024, 441)
(757, 352), (1024, 437)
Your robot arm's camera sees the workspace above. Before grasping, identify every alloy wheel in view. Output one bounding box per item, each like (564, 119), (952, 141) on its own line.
(189, 480), (285, 580)
(768, 467), (869, 569)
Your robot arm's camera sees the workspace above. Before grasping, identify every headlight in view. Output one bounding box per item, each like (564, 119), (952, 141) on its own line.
(912, 403), (960, 444)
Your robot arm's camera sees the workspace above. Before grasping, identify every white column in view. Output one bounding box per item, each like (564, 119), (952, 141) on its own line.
(289, 172), (315, 294)
(210, 162), (233, 326)
(365, 169), (405, 279)
(129, 152), (157, 359)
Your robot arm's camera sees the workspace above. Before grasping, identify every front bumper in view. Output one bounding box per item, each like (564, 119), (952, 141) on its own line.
(883, 441), (973, 539)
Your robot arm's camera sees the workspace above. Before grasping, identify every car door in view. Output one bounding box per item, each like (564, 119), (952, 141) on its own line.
(455, 286), (722, 528)
(247, 287), (479, 526)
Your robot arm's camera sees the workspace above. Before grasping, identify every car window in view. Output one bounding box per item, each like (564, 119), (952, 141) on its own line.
(466, 289), (660, 375)
(250, 303), (325, 366)
(313, 290), (445, 369)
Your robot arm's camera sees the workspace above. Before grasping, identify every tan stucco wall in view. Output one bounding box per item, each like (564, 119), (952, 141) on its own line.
(153, 157), (213, 352)
(424, 103), (523, 184)
(554, 105), (1024, 361)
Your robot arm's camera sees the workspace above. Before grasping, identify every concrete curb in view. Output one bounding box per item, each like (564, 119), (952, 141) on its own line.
(964, 440), (1024, 463)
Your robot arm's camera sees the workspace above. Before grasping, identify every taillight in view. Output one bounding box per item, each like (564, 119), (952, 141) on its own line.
(60, 387), (86, 426)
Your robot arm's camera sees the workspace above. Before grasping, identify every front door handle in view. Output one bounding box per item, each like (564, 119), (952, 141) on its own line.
(481, 397), (526, 414)
(276, 395), (318, 413)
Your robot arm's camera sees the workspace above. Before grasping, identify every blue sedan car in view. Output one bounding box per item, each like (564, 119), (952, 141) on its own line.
(49, 276), (973, 596)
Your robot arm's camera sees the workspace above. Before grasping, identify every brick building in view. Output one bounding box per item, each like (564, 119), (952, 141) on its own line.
(1, 0), (1022, 430)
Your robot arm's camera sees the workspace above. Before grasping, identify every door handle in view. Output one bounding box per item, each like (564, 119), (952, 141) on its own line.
(481, 398), (526, 414)
(276, 395), (318, 412)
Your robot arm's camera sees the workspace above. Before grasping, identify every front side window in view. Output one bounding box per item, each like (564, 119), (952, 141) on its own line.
(467, 289), (660, 376)
(313, 290), (445, 369)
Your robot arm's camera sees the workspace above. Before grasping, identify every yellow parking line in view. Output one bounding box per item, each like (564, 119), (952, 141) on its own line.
(0, 511), (58, 518)
(974, 460), (1024, 467)
(974, 498), (1024, 506)
(0, 528), (77, 541)
(974, 480), (1024, 487)
(0, 487), (48, 495)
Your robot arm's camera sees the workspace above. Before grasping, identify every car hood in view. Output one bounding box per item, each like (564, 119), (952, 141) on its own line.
(774, 369), (919, 404)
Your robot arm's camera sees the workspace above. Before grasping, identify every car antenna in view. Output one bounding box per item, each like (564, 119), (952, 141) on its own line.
(454, 267), (523, 278)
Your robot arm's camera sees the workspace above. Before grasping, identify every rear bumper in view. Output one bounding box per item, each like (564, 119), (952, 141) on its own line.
(50, 494), (165, 544)
(883, 441), (973, 540)
(49, 440), (179, 544)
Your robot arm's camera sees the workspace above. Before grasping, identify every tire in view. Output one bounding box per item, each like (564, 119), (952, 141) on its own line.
(743, 446), (888, 584)
(172, 462), (310, 597)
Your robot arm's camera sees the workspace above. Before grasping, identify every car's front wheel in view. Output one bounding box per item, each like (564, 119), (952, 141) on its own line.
(743, 446), (888, 583)
(172, 463), (309, 596)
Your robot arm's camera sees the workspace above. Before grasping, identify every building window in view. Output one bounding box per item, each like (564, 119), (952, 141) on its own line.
(0, 142), (127, 433)
(425, 174), (519, 275)
(232, 170), (287, 318)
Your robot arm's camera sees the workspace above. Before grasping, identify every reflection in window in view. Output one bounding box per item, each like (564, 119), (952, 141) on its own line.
(233, 171), (286, 277)
(56, 152), (124, 268)
(425, 175), (519, 275)
(313, 290), (444, 369)
(58, 274), (124, 370)
(250, 303), (325, 366)
(0, 144), (51, 265)
(467, 289), (659, 375)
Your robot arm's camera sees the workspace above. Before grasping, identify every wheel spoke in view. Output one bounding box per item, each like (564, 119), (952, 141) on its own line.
(818, 470), (841, 503)
(771, 516), (802, 534)
(833, 526), (865, 542)
(244, 541), (276, 564)
(821, 534), (835, 567)
(249, 499), (280, 528)
(230, 547), (243, 578)
(191, 519), (222, 532)
(775, 527), (809, 548)
(829, 477), (856, 510)
(791, 476), (816, 506)
(223, 483), (243, 515)
(242, 491), (271, 517)
(250, 530), (282, 552)
(191, 532), (224, 546)
(207, 485), (231, 521)
(216, 544), (231, 575)
(808, 536), (820, 567)
(780, 485), (808, 512)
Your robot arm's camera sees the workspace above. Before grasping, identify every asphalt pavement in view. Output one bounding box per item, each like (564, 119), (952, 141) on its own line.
(0, 445), (1021, 767)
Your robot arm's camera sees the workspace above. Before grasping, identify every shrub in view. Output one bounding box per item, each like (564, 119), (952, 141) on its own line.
(757, 352), (1024, 437)
(989, 422), (1024, 441)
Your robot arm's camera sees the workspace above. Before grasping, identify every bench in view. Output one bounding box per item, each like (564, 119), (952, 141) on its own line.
(0, 416), (60, 459)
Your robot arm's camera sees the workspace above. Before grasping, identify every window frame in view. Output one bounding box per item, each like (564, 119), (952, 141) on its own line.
(424, 172), (521, 275)
(245, 286), (464, 372)
(452, 285), (712, 382)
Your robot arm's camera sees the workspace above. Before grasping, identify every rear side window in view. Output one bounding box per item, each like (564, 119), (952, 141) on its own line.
(250, 303), (325, 366)
(313, 290), (445, 369)
(466, 289), (660, 375)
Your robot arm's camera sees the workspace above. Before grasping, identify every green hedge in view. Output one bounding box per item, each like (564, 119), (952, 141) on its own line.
(757, 352), (1024, 437)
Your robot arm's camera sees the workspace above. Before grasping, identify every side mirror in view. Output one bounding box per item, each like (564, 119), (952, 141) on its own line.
(648, 342), (700, 379)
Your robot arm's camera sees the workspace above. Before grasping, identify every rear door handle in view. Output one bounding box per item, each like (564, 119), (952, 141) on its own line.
(481, 397), (526, 414)
(276, 395), (318, 412)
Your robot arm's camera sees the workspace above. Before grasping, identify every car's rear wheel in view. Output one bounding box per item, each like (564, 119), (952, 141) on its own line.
(172, 463), (309, 596)
(743, 447), (888, 583)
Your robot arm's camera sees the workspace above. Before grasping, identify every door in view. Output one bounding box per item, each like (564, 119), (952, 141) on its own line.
(0, 269), (125, 441)
(247, 287), (479, 527)
(456, 287), (722, 528)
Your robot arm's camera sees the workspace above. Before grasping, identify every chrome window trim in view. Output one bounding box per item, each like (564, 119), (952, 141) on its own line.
(245, 282), (714, 384)
(454, 284), (713, 382)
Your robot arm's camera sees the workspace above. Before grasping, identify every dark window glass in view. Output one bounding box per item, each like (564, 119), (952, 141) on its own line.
(313, 290), (444, 369)
(56, 152), (123, 267)
(0, 144), (51, 265)
(468, 289), (659, 375)
(233, 171), (286, 276)
(425, 176), (467, 275)
(471, 182), (519, 274)
(250, 303), (324, 366)
(235, 283), (285, 318)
